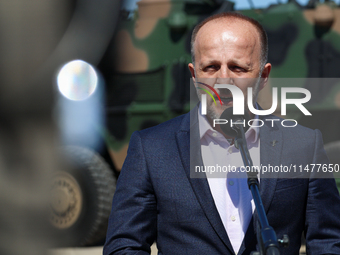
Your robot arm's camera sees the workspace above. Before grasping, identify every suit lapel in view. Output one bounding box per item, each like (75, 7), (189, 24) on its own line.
(259, 116), (283, 212)
(175, 109), (235, 254)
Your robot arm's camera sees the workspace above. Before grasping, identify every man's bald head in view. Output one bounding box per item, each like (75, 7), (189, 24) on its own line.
(190, 12), (268, 70)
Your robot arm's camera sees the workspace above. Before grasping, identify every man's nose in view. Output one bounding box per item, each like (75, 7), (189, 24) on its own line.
(216, 67), (232, 84)
(219, 66), (229, 77)
(216, 73), (232, 85)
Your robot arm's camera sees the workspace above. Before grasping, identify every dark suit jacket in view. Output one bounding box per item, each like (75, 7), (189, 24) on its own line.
(104, 110), (340, 255)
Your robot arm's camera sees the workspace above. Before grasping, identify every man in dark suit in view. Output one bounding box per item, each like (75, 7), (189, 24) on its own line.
(104, 12), (340, 255)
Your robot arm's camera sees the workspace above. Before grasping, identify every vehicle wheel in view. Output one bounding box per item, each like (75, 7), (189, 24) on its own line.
(50, 146), (116, 246)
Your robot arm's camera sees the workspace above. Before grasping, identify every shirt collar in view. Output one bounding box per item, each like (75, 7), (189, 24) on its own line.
(198, 103), (260, 144)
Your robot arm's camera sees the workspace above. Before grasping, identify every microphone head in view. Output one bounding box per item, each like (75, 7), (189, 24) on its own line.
(219, 107), (250, 138)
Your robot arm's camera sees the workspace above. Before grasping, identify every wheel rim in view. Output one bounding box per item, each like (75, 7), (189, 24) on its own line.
(50, 171), (83, 229)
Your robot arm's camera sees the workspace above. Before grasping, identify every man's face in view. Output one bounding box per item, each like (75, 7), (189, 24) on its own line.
(189, 18), (271, 124)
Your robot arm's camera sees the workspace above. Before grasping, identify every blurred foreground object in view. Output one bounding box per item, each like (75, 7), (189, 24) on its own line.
(54, 60), (116, 246)
(0, 0), (120, 252)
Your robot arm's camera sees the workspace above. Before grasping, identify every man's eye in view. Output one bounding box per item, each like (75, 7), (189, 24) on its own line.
(205, 65), (217, 71)
(231, 66), (245, 72)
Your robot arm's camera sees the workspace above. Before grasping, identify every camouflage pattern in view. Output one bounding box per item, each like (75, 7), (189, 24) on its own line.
(241, 1), (340, 191)
(100, 0), (340, 191)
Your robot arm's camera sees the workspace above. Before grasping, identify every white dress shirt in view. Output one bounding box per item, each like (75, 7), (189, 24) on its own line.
(198, 107), (260, 254)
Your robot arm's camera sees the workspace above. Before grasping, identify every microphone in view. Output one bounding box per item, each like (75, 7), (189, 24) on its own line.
(220, 108), (283, 255)
(219, 107), (250, 138)
(220, 107), (254, 175)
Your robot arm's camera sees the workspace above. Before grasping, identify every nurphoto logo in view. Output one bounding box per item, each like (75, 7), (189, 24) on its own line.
(197, 82), (312, 128)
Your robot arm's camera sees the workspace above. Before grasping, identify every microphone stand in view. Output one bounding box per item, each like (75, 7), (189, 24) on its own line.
(234, 124), (285, 255)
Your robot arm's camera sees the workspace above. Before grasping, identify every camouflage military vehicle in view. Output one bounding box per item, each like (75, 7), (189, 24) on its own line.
(53, 0), (340, 246)
(104, 0), (340, 172)
(238, 0), (340, 188)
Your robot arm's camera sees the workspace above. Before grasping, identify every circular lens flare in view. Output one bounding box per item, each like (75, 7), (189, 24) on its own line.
(57, 60), (98, 101)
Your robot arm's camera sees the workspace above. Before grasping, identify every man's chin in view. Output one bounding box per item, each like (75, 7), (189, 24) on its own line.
(205, 107), (229, 123)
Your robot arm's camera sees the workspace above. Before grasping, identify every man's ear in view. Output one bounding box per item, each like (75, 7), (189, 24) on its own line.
(188, 63), (196, 82)
(259, 63), (272, 91)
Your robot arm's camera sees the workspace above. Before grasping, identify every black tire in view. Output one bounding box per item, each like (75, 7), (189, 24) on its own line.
(50, 146), (116, 246)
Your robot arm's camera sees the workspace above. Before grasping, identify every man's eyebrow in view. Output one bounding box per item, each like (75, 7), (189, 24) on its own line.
(200, 60), (220, 67)
(229, 60), (252, 68)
